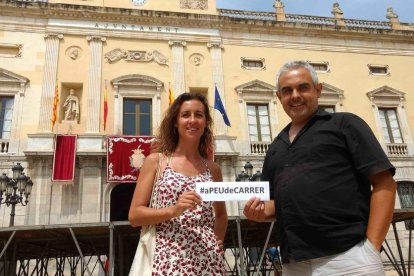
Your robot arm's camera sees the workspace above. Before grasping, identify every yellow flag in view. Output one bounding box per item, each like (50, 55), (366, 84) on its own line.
(51, 82), (59, 129)
(168, 87), (175, 106)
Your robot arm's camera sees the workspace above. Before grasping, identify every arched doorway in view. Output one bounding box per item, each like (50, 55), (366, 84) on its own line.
(110, 183), (135, 221)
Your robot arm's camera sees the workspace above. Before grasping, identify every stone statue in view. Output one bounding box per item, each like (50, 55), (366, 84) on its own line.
(63, 89), (80, 122)
(274, 0), (284, 9)
(331, 2), (343, 15)
(386, 7), (398, 19)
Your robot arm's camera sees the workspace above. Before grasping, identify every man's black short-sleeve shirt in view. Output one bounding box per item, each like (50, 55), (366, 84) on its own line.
(262, 109), (395, 263)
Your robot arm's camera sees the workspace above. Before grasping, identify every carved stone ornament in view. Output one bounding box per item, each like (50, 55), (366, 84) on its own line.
(105, 48), (168, 65)
(180, 0), (208, 10)
(104, 48), (128, 63)
(66, 46), (82, 60)
(189, 53), (204, 66)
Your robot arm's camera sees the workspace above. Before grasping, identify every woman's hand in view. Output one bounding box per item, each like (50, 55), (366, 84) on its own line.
(172, 191), (202, 217)
(216, 235), (225, 254)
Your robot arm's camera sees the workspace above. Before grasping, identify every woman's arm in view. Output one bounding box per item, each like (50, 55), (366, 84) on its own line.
(209, 161), (228, 241)
(128, 153), (202, 227)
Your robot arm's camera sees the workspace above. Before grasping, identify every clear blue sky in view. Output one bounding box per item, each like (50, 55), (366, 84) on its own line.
(216, 0), (414, 23)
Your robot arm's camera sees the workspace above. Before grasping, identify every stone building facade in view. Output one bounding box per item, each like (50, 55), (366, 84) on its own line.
(0, 0), (413, 274)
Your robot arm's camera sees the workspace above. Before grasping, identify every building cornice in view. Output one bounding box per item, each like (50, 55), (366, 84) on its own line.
(0, 0), (413, 45)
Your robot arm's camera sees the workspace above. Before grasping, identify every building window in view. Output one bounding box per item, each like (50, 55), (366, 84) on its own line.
(308, 61), (330, 73)
(247, 104), (271, 142)
(368, 64), (389, 75)
(379, 108), (403, 143)
(241, 57), (265, 70)
(397, 181), (414, 229)
(0, 96), (14, 139)
(123, 98), (152, 135)
(320, 105), (335, 113)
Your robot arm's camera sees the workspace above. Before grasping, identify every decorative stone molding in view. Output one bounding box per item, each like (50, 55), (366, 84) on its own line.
(44, 33), (64, 40)
(319, 82), (344, 109)
(179, 0), (208, 10)
(111, 74), (164, 91)
(0, 43), (23, 58)
(104, 48), (168, 65)
(240, 57), (266, 70)
(168, 41), (187, 47)
(66, 46), (82, 61)
(207, 42), (223, 49)
(367, 85), (405, 107)
(86, 36), (107, 43)
(104, 48), (127, 63)
(126, 50), (168, 65)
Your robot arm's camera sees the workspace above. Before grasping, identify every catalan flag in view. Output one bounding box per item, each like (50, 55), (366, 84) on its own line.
(104, 80), (108, 131)
(51, 81), (59, 129)
(214, 85), (231, 127)
(168, 87), (175, 106)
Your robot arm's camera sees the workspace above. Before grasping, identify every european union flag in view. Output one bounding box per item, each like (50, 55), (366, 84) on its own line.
(214, 86), (231, 127)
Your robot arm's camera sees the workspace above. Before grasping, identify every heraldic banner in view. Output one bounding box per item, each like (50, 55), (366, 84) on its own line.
(52, 134), (77, 183)
(107, 136), (154, 183)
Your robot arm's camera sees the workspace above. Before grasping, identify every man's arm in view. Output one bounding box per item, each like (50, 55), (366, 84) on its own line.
(243, 197), (276, 222)
(366, 170), (397, 251)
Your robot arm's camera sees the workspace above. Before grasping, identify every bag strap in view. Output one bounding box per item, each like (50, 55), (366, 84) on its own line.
(148, 153), (162, 208)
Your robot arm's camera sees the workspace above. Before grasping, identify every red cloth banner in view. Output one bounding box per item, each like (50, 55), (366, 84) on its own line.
(103, 80), (108, 131)
(106, 136), (154, 183)
(52, 134), (77, 183)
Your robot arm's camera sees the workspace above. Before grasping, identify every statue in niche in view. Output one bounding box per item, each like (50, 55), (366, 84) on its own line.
(63, 89), (80, 123)
(386, 7), (398, 19)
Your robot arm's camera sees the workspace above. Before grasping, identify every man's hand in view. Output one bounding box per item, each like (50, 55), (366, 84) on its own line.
(243, 197), (272, 222)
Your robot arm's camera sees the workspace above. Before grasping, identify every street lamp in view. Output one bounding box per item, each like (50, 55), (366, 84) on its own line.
(0, 163), (34, 226)
(235, 161), (263, 276)
(236, 161), (262, 182)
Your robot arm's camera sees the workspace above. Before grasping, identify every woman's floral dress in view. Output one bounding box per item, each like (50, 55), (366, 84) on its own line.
(152, 160), (225, 275)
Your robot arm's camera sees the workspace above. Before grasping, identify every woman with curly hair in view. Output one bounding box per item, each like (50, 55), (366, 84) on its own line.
(129, 92), (227, 275)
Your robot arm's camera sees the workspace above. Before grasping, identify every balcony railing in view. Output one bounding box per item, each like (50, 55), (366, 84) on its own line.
(0, 139), (9, 153)
(386, 143), (408, 157)
(250, 141), (270, 155)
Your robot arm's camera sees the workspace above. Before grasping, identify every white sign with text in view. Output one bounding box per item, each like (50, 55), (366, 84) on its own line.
(195, 182), (270, 201)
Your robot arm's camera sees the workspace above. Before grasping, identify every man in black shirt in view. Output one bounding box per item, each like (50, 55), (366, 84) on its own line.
(243, 60), (396, 275)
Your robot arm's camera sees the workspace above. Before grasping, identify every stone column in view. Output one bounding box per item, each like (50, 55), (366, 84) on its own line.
(207, 41), (227, 135)
(86, 36), (106, 133)
(37, 34), (63, 133)
(168, 41), (186, 96)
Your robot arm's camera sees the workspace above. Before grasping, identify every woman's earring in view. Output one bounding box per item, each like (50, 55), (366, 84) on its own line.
(173, 127), (177, 135)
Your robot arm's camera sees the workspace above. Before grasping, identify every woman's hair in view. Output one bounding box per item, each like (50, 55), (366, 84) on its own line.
(154, 92), (213, 158)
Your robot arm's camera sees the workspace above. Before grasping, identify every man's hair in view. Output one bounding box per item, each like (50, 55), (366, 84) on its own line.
(276, 60), (319, 91)
(154, 92), (213, 158)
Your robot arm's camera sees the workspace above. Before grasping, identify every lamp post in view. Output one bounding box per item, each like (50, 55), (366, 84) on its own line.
(0, 163), (33, 226)
(235, 161), (262, 276)
(236, 161), (262, 182)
